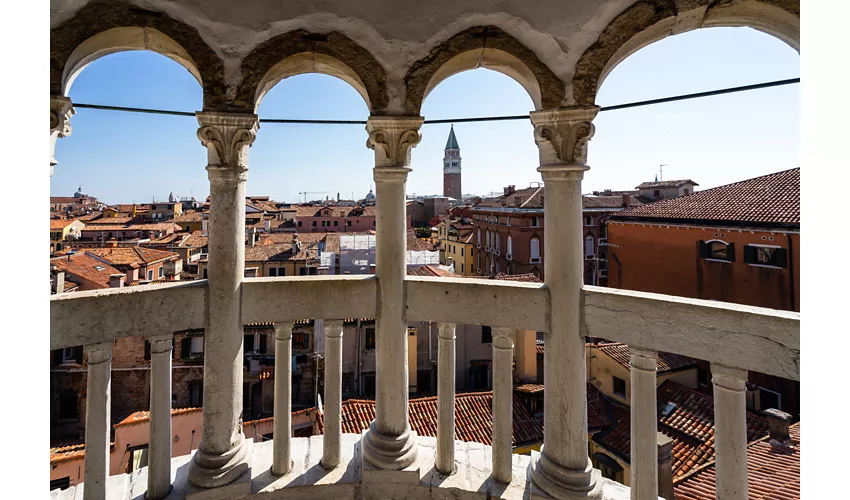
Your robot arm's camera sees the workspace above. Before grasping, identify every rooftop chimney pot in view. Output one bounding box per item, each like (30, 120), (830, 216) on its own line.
(623, 193), (631, 208)
(657, 432), (674, 500)
(764, 408), (794, 451)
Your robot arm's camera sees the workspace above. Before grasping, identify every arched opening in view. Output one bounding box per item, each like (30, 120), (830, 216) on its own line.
(61, 27), (203, 96)
(51, 50), (203, 211)
(420, 48), (542, 111)
(571, 0), (799, 105)
(589, 27), (798, 193)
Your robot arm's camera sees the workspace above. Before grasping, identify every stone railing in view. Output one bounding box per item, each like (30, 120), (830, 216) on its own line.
(50, 277), (799, 500)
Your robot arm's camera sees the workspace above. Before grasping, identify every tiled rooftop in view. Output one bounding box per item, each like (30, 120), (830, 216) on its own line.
(613, 169), (799, 227)
(674, 423), (800, 500)
(85, 247), (179, 266)
(595, 342), (698, 375)
(50, 253), (123, 289)
(336, 392), (544, 447)
(113, 407), (202, 428)
(475, 187), (543, 209)
(635, 179), (699, 189)
(591, 380), (769, 478)
(407, 264), (462, 278)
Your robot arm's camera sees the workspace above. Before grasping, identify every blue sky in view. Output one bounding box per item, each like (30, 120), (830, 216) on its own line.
(51, 27), (799, 205)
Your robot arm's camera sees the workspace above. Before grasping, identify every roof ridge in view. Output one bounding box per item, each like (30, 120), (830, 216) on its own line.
(519, 186), (543, 208)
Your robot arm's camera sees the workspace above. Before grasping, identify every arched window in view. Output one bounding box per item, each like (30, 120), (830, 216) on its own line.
(507, 235), (513, 257)
(477, 228), (481, 246)
(486, 231), (491, 248)
(585, 235), (595, 259)
(495, 233), (501, 253)
(530, 237), (541, 263)
(700, 240), (735, 262)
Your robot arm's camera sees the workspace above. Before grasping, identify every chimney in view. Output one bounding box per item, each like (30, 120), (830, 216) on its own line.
(53, 268), (65, 295)
(264, 219), (271, 233)
(657, 432), (674, 500)
(109, 273), (125, 288)
(292, 234), (301, 254)
(622, 193), (631, 208)
(201, 219), (209, 236)
(764, 408), (794, 451)
(248, 228), (257, 247)
(503, 185), (516, 196)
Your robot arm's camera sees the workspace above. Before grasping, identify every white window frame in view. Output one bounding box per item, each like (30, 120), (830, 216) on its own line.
(704, 239), (732, 263)
(147, 269), (154, 280)
(758, 386), (782, 411)
(189, 336), (204, 356)
(158, 266), (163, 279)
(745, 243), (784, 269)
(585, 235), (595, 259)
(531, 216), (539, 228)
(530, 237), (541, 264)
(62, 347), (76, 363)
(506, 235), (512, 260)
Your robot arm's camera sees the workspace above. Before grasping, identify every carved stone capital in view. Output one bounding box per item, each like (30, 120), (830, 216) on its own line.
(85, 341), (113, 365)
(50, 96), (75, 177)
(629, 347), (658, 373)
(530, 107), (599, 167)
(196, 112), (259, 184)
(492, 327), (515, 350)
(365, 116), (424, 168)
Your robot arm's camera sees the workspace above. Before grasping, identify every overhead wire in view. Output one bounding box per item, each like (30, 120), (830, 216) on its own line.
(70, 77), (799, 125)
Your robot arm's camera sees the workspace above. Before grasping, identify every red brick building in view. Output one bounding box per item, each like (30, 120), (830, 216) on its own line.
(606, 168), (800, 417)
(442, 125), (462, 200)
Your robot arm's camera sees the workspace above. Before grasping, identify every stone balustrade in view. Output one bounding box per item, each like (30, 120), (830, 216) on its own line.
(49, 277), (799, 500)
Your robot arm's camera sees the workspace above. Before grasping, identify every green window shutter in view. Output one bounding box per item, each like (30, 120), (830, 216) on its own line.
(743, 245), (756, 264)
(727, 242), (735, 261)
(698, 240), (708, 258)
(774, 248), (788, 268)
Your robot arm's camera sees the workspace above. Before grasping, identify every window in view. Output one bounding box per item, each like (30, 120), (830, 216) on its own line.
(94, 265), (105, 271)
(58, 389), (78, 419)
(531, 216), (539, 227)
(585, 235), (594, 259)
(495, 233), (500, 253)
(460, 247), (464, 257)
(202, 268), (208, 279)
(758, 387), (782, 411)
(346, 220), (352, 226)
(653, 189), (660, 197)
(148, 269), (154, 280)
(61, 346), (80, 364)
(486, 231), (491, 248)
(684, 188), (690, 195)
(507, 235), (512, 257)
(298, 221), (302, 227)
(743, 245), (787, 268)
(585, 216), (592, 226)
(364, 328), (376, 350)
(189, 380), (203, 406)
(50, 477), (71, 491)
(530, 238), (541, 263)
(461, 263), (464, 273)
(700, 240), (735, 262)
(334, 220), (338, 227)
(481, 326), (492, 344)
(126, 444), (150, 473)
(244, 334), (255, 353)
(158, 266), (164, 279)
(144, 340), (151, 361)
(613, 376), (627, 398)
(299, 267), (307, 276)
(268, 267), (278, 277)
(477, 228), (481, 246)
(312, 221), (317, 227)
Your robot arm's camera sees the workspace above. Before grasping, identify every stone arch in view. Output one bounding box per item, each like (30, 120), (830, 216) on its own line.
(571, 0), (800, 106)
(50, 0), (227, 110)
(236, 30), (389, 113)
(405, 26), (564, 114)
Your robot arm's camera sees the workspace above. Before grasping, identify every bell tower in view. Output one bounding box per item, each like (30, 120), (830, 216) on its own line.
(443, 125), (462, 200)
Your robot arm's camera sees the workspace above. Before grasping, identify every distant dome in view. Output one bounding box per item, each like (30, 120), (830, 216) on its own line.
(364, 189), (375, 201)
(74, 185), (87, 198)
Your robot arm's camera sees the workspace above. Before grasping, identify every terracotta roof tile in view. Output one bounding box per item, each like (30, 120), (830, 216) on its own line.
(476, 187), (544, 209)
(674, 423), (800, 500)
(596, 342), (698, 375)
(50, 219), (76, 230)
(113, 407), (202, 428)
(592, 380), (769, 478)
(407, 265), (462, 278)
(613, 169), (799, 227)
(514, 383), (544, 394)
(335, 392), (543, 446)
(492, 273), (543, 283)
(50, 253), (123, 289)
(636, 179), (699, 189)
(582, 195), (644, 209)
(85, 247), (179, 266)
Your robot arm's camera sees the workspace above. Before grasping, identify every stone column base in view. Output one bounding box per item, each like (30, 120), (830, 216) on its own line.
(530, 450), (602, 500)
(360, 429), (423, 484)
(187, 436), (251, 492)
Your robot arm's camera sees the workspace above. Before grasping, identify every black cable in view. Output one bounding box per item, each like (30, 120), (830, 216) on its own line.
(70, 78), (799, 124)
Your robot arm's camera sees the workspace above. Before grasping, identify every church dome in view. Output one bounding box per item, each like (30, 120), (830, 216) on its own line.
(74, 185), (87, 198)
(364, 189), (376, 202)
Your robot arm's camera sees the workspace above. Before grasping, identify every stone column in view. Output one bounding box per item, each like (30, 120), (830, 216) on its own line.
(272, 322), (294, 476)
(529, 106), (601, 498)
(491, 327), (515, 483)
(148, 334), (174, 499)
(630, 348), (658, 500)
(436, 322), (456, 474)
(50, 96), (74, 177)
(84, 342), (112, 500)
(188, 112), (259, 488)
(361, 116), (423, 470)
(712, 364), (749, 500)
(323, 320), (344, 468)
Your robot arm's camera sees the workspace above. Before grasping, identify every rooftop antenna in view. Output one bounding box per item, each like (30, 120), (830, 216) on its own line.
(659, 164), (668, 181)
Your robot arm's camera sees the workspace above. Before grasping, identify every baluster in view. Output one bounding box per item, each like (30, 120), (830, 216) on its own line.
(712, 364), (749, 500)
(147, 334), (174, 498)
(630, 348), (658, 500)
(272, 322), (294, 475)
(491, 327), (515, 483)
(83, 342), (112, 500)
(322, 320), (344, 468)
(436, 323), (456, 474)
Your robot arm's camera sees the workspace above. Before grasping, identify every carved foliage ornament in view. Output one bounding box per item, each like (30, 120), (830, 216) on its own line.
(196, 113), (259, 174)
(50, 97), (74, 138)
(365, 117), (424, 168)
(531, 107), (599, 166)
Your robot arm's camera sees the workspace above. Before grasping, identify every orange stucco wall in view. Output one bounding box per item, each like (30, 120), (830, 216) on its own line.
(606, 222), (799, 312)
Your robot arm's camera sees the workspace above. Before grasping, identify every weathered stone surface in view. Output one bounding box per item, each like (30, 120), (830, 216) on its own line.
(49, 0), (228, 110)
(241, 276), (376, 323)
(404, 26), (564, 113)
(583, 285), (800, 380)
(235, 29), (389, 113)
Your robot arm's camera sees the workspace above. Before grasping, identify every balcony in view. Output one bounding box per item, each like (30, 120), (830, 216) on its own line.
(50, 276), (799, 500)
